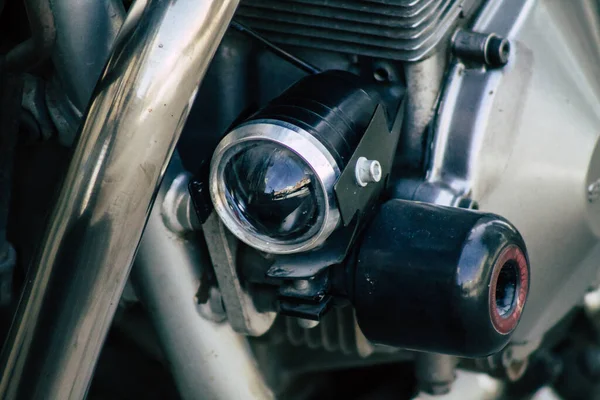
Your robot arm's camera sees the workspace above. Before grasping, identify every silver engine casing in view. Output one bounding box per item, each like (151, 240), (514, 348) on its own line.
(414, 0), (600, 344)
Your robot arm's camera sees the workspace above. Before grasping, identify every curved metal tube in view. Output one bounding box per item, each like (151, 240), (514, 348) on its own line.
(49, 0), (125, 112)
(46, 0), (125, 146)
(5, 0), (56, 71)
(132, 156), (273, 400)
(0, 0), (239, 398)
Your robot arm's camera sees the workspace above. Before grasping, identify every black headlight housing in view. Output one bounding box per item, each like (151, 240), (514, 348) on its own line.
(210, 71), (381, 254)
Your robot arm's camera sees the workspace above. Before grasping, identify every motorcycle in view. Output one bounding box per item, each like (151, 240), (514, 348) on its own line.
(0, 0), (598, 398)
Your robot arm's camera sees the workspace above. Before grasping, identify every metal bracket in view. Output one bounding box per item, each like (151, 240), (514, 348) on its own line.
(334, 103), (403, 226)
(268, 100), (405, 280)
(202, 213), (276, 336)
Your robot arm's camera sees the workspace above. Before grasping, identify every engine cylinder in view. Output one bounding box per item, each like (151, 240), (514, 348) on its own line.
(353, 199), (530, 357)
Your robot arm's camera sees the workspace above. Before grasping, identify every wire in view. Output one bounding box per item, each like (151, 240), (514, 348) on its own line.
(230, 20), (321, 75)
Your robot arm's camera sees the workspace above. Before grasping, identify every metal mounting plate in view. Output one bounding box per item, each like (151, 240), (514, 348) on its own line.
(334, 104), (402, 226)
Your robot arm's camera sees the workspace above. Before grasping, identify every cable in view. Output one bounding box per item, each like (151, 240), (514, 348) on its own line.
(231, 20), (321, 75)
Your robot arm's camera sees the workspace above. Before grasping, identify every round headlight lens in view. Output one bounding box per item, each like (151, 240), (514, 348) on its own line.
(210, 121), (341, 254)
(223, 142), (324, 243)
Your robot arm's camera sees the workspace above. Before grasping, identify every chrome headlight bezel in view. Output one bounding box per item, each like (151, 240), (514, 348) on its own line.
(209, 119), (341, 254)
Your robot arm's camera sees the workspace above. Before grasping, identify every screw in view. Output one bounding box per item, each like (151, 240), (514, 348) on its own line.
(355, 157), (382, 187)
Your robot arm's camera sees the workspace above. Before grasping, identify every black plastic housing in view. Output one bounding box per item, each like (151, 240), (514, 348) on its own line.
(353, 199), (530, 357)
(247, 70), (379, 167)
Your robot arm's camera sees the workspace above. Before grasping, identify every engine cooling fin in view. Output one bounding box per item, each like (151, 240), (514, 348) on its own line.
(236, 0), (478, 61)
(284, 307), (357, 355)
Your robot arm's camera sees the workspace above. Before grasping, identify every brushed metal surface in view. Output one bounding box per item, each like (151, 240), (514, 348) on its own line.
(421, 0), (600, 342)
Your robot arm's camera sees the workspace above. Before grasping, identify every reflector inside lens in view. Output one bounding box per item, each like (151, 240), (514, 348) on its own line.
(223, 142), (323, 243)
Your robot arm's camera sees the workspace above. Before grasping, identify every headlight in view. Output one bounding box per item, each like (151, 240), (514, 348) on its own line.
(210, 121), (341, 254)
(209, 71), (379, 254)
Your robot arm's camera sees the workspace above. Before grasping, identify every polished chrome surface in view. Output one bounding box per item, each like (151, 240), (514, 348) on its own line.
(0, 0), (239, 397)
(161, 169), (200, 234)
(421, 0), (600, 342)
(132, 156), (273, 400)
(210, 120), (341, 254)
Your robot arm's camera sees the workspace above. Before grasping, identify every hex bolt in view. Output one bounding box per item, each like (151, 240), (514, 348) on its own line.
(355, 157), (382, 187)
(487, 35), (510, 66)
(452, 29), (511, 68)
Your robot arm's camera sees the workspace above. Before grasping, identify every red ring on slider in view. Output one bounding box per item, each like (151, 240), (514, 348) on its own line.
(489, 245), (529, 335)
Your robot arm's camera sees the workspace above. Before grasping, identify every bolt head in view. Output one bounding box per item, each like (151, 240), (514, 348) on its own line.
(487, 36), (511, 67)
(355, 157), (382, 187)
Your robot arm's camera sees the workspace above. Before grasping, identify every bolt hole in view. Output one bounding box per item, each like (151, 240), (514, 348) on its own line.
(500, 41), (510, 59)
(495, 260), (518, 318)
(371, 161), (382, 181)
(373, 67), (390, 82)
(501, 42), (510, 57)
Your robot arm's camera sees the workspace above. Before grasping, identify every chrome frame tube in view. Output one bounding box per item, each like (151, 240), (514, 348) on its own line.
(132, 155), (273, 400)
(0, 0), (239, 398)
